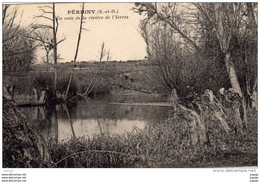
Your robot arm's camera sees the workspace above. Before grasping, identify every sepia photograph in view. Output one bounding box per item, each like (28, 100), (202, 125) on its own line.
(2, 1), (258, 173)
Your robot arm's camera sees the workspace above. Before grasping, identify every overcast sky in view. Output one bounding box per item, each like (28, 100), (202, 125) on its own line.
(14, 3), (147, 62)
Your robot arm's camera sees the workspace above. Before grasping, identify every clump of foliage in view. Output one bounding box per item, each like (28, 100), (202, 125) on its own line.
(32, 72), (54, 91)
(3, 28), (35, 73)
(31, 72), (78, 99)
(57, 74), (78, 98)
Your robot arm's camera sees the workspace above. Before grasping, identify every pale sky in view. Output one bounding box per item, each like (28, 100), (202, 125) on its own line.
(12, 3), (147, 62)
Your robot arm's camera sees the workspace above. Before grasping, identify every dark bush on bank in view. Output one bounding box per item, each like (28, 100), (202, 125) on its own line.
(30, 72), (78, 99)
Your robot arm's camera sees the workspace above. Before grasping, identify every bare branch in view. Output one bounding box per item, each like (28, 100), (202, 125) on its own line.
(34, 14), (53, 21)
(39, 8), (53, 14)
(82, 28), (90, 31)
(57, 38), (66, 45)
(32, 24), (53, 30)
(135, 3), (202, 53)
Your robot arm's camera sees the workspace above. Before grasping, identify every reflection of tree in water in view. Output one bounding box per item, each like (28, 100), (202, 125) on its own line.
(21, 100), (173, 141)
(62, 104), (76, 138)
(22, 104), (78, 143)
(66, 101), (172, 136)
(21, 105), (59, 144)
(64, 100), (172, 125)
(96, 118), (116, 136)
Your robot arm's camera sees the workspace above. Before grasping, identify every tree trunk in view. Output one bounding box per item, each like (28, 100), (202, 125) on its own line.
(224, 52), (247, 128)
(54, 67), (57, 92)
(251, 78), (257, 110)
(225, 52), (242, 96)
(53, 107), (58, 144)
(246, 3), (257, 110)
(52, 3), (57, 91)
(65, 3), (85, 101)
(242, 98), (248, 128)
(247, 3), (257, 36)
(45, 51), (50, 71)
(65, 74), (73, 100)
(252, 90), (257, 110)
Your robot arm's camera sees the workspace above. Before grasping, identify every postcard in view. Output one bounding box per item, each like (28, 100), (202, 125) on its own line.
(1, 2), (258, 182)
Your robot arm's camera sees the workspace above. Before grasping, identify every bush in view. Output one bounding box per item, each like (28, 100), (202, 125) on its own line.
(31, 72), (78, 99)
(74, 72), (111, 97)
(32, 72), (54, 91)
(3, 26), (35, 73)
(57, 74), (78, 97)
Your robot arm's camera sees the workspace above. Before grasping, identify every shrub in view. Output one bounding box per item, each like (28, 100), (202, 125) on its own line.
(31, 72), (78, 98)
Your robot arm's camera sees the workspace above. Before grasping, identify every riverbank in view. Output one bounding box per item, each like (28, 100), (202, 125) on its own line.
(49, 109), (257, 168)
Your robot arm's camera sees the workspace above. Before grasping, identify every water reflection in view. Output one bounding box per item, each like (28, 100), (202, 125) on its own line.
(22, 106), (58, 143)
(21, 100), (171, 143)
(58, 118), (147, 141)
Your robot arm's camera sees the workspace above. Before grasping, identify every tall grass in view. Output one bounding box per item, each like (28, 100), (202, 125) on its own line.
(49, 109), (257, 168)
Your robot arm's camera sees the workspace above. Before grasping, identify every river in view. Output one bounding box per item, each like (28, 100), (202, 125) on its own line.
(21, 99), (172, 143)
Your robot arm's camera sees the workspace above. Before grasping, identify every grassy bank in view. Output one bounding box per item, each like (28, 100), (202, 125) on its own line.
(49, 109), (257, 168)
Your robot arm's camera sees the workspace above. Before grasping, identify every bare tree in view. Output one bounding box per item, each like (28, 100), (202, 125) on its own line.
(84, 42), (112, 96)
(2, 5), (21, 43)
(64, 3), (85, 101)
(33, 3), (63, 91)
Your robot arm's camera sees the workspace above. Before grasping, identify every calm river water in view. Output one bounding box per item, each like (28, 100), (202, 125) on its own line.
(21, 100), (172, 143)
